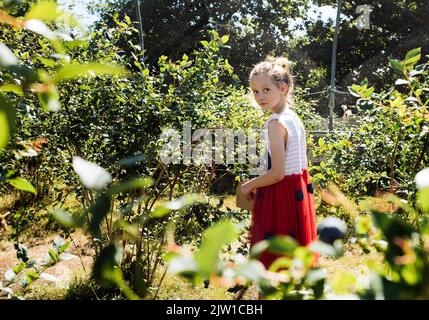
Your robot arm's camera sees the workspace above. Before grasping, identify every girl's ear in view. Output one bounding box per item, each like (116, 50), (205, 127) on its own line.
(280, 83), (289, 95)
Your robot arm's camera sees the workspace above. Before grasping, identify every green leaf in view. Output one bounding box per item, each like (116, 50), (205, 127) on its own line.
(348, 84), (363, 98)
(92, 244), (139, 300)
(0, 84), (23, 96)
(150, 194), (205, 218)
(389, 59), (404, 75)
(372, 212), (415, 239)
(112, 219), (140, 240)
(0, 94), (16, 151)
(200, 40), (209, 47)
(26, 271), (40, 280)
(305, 268), (327, 286)
(417, 187), (429, 213)
(390, 95), (403, 108)
(108, 177), (153, 196)
(0, 42), (19, 66)
(401, 264), (419, 285)
(53, 237), (68, 254)
(37, 56), (56, 68)
(24, 271), (40, 285)
(166, 256), (199, 276)
(5, 65), (38, 82)
(25, 0), (78, 26)
(268, 257), (291, 272)
(356, 215), (373, 234)
(306, 268), (327, 298)
(309, 240), (343, 258)
(236, 260), (265, 281)
(89, 193), (112, 238)
(52, 208), (84, 228)
(51, 63), (129, 83)
(266, 236), (298, 256)
(249, 240), (269, 259)
(405, 48), (421, 61)
(12, 262), (26, 274)
(395, 79), (409, 86)
(361, 87), (374, 99)
(404, 55), (421, 67)
(404, 48), (421, 66)
(48, 248), (59, 263)
(58, 243), (69, 255)
(63, 40), (90, 51)
(371, 212), (415, 265)
(195, 220), (239, 277)
(221, 35), (229, 44)
(331, 271), (357, 294)
(6, 177), (37, 195)
(24, 19), (56, 40)
(72, 156), (112, 190)
(37, 84), (60, 112)
(142, 68), (150, 77)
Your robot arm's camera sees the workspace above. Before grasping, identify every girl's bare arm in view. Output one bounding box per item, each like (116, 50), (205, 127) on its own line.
(249, 120), (287, 188)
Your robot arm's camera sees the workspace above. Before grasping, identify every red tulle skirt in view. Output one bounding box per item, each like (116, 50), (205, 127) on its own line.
(249, 169), (318, 269)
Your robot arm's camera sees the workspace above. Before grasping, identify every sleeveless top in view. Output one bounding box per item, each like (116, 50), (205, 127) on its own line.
(262, 107), (308, 175)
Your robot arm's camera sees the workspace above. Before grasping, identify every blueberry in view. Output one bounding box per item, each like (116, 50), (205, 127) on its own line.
(317, 217), (347, 244)
(296, 189), (304, 201)
(264, 232), (274, 240)
(183, 213), (192, 221)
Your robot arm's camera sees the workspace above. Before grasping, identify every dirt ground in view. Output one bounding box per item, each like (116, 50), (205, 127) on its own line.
(0, 230), (94, 298)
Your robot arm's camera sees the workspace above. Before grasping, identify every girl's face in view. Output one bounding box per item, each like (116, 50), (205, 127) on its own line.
(250, 73), (288, 113)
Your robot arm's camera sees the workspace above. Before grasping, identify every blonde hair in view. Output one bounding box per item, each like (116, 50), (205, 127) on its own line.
(249, 55), (295, 108)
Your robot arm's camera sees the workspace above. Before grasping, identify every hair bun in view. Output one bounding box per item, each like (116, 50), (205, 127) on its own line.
(265, 56), (291, 71)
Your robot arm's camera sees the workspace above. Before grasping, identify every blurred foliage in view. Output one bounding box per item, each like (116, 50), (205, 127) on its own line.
(166, 170), (429, 300)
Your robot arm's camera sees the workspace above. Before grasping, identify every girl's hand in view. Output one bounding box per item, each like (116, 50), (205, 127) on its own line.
(241, 179), (257, 200)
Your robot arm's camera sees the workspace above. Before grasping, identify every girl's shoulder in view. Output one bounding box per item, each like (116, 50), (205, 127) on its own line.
(281, 109), (305, 127)
(264, 113), (280, 128)
(279, 108), (305, 136)
(264, 109), (300, 137)
(264, 108), (293, 126)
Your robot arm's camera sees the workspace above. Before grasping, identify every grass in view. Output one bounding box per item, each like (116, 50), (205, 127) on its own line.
(21, 285), (66, 300)
(152, 268), (239, 300)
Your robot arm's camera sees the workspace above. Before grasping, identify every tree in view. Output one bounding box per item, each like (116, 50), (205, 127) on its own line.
(89, 0), (429, 117)
(305, 0), (429, 99)
(89, 0), (312, 82)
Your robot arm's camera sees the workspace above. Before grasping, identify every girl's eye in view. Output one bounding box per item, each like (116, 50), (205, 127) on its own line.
(264, 88), (270, 92)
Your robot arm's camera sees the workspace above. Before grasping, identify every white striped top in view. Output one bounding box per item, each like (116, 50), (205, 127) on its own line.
(263, 107), (308, 175)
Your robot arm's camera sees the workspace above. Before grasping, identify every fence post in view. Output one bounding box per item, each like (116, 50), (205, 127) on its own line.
(328, 0), (343, 132)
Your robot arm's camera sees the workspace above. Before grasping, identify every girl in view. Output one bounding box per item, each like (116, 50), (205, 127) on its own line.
(241, 56), (318, 271)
